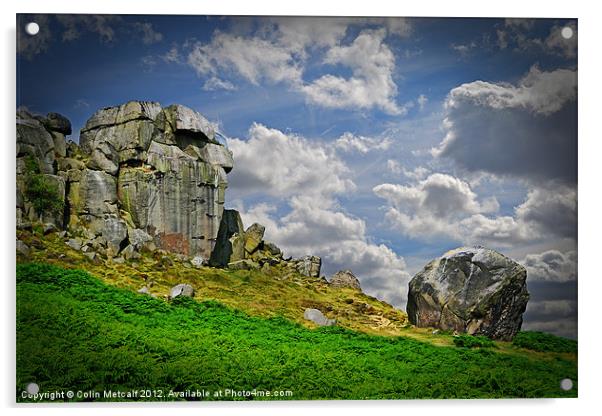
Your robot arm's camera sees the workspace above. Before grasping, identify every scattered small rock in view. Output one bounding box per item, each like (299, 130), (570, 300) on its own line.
(303, 308), (336, 327)
(16, 240), (31, 256)
(169, 283), (195, 299)
(191, 256), (205, 268)
(43, 223), (58, 235)
(66, 238), (82, 251)
(227, 259), (260, 271)
(137, 286), (150, 295)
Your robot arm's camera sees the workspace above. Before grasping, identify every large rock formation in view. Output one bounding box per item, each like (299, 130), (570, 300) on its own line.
(16, 101), (324, 276)
(406, 247), (529, 341)
(16, 101), (233, 259)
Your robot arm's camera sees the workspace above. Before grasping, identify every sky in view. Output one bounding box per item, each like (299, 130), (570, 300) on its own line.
(16, 14), (578, 338)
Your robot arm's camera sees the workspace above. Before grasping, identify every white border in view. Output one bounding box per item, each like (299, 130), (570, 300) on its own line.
(2, 1), (601, 415)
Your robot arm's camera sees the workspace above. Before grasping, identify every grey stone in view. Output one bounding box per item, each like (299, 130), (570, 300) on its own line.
(138, 286), (150, 295)
(303, 308), (336, 327)
(209, 209), (245, 267)
(16, 240), (31, 256)
(83, 251), (96, 261)
(244, 223), (265, 254)
(294, 255), (322, 278)
(330, 270), (362, 290)
(44, 112), (72, 135)
(82, 101), (162, 132)
(191, 256), (205, 268)
(169, 283), (195, 299)
(227, 259), (260, 271)
(406, 246), (529, 341)
(16, 109), (55, 174)
(49, 131), (67, 158)
(264, 241), (282, 257)
(121, 244), (141, 260)
(195, 143), (233, 173)
(118, 140), (227, 259)
(157, 104), (215, 141)
(112, 257), (125, 264)
(89, 217), (128, 254)
(128, 228), (153, 249)
(43, 223), (58, 235)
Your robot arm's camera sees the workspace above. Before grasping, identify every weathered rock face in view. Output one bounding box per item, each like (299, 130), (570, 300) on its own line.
(16, 109), (68, 228)
(16, 103), (327, 273)
(330, 270), (362, 290)
(67, 101), (231, 259)
(406, 247), (529, 340)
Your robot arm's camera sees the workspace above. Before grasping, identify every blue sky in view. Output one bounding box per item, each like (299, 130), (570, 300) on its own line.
(17, 14), (578, 337)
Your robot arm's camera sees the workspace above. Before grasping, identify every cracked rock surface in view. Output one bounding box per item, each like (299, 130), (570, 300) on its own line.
(406, 246), (529, 340)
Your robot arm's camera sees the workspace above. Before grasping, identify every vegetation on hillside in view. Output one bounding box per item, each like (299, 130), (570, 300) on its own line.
(22, 155), (63, 218)
(513, 331), (578, 354)
(17, 262), (577, 401)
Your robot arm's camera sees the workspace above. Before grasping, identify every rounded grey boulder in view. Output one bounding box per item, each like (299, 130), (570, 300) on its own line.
(169, 283), (195, 299)
(406, 246), (529, 341)
(303, 308), (336, 327)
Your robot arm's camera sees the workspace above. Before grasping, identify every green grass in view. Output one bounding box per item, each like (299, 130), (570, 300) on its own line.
(16, 263), (577, 401)
(453, 334), (496, 349)
(513, 331), (578, 354)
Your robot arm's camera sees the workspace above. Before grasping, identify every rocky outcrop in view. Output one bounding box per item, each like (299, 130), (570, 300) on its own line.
(290, 256), (322, 278)
(16, 101), (234, 260)
(406, 247), (529, 341)
(16, 102), (325, 276)
(330, 270), (362, 290)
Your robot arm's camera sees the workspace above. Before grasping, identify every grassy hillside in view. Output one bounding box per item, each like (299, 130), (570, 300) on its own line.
(17, 262), (577, 401)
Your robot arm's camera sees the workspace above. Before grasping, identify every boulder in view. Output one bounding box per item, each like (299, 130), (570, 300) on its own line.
(169, 283), (195, 299)
(330, 270), (362, 290)
(191, 256), (204, 268)
(295, 255), (322, 278)
(209, 209), (245, 267)
(137, 286), (150, 295)
(128, 228), (153, 249)
(264, 241), (282, 257)
(16, 240), (31, 256)
(16, 109), (56, 174)
(244, 223), (265, 254)
(66, 238), (82, 251)
(303, 308), (336, 327)
(44, 112), (72, 135)
(406, 247), (529, 341)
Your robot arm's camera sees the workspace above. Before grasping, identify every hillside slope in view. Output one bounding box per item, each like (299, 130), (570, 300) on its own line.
(16, 227), (578, 401)
(17, 263), (577, 401)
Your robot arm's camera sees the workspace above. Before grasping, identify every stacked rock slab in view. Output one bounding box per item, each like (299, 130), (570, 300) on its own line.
(406, 247), (529, 341)
(77, 101), (232, 259)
